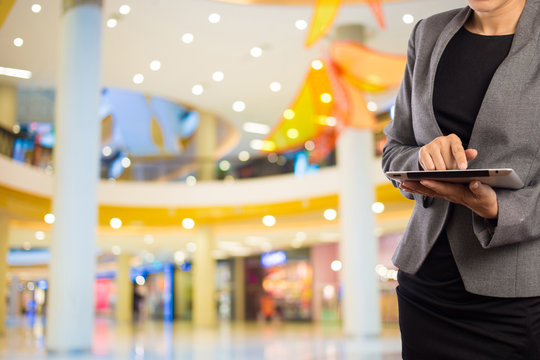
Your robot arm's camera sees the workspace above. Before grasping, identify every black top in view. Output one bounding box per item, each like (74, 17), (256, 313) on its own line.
(433, 27), (514, 148)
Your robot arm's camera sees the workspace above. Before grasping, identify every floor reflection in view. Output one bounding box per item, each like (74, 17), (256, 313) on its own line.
(0, 316), (402, 359)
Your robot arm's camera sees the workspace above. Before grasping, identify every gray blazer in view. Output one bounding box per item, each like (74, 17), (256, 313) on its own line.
(382, 1), (540, 297)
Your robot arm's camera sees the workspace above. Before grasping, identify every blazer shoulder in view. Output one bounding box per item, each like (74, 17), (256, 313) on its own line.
(416, 7), (467, 35)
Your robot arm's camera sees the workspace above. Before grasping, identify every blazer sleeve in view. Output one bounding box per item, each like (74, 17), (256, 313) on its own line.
(381, 21), (423, 201)
(472, 163), (540, 248)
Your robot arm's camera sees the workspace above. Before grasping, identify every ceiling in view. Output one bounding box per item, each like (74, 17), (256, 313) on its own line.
(1, 0), (467, 155)
(0, 0), (469, 262)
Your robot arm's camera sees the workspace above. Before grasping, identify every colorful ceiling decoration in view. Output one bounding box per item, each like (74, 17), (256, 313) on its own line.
(265, 42), (406, 161)
(100, 88), (200, 157)
(305, 0), (341, 47)
(365, 0), (386, 29)
(265, 62), (334, 153)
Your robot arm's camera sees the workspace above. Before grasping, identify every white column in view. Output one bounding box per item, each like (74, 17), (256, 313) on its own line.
(337, 128), (380, 337)
(192, 226), (216, 327)
(0, 216), (9, 335)
(46, 0), (102, 352)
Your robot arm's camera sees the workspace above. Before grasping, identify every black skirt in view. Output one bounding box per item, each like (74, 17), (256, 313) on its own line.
(397, 231), (540, 360)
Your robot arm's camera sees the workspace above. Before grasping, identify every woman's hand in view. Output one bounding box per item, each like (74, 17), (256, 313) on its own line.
(419, 133), (478, 170)
(400, 180), (498, 219)
(401, 133), (498, 219)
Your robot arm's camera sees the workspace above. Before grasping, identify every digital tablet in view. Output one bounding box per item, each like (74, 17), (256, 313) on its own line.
(385, 168), (524, 189)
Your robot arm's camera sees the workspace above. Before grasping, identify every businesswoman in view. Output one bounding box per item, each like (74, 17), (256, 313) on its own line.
(382, 0), (540, 358)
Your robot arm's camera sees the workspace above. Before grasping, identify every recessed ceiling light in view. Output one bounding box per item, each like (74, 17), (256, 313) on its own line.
(232, 101), (246, 112)
(110, 218), (122, 229)
(311, 59), (324, 70)
(304, 140), (315, 151)
(182, 218), (195, 230)
(262, 215), (276, 227)
(212, 71), (224, 82)
(106, 18), (118, 28)
(121, 157), (131, 168)
(402, 14), (414, 24)
(119, 4), (131, 15)
(44, 213), (55, 224)
(269, 82), (281, 92)
(112, 245), (121, 255)
(242, 122), (270, 135)
(192, 84), (204, 95)
(250, 139), (276, 151)
(325, 116), (337, 127)
(287, 128), (299, 139)
(13, 38), (23, 47)
(102, 146), (112, 156)
(208, 13), (221, 24)
(295, 19), (308, 30)
(35, 231), (45, 241)
(238, 151), (250, 162)
(0, 66), (32, 79)
(324, 208), (337, 221)
(372, 202), (385, 214)
(186, 175), (197, 186)
(267, 153), (278, 163)
(31, 4), (42, 13)
(367, 101), (378, 112)
(320, 93), (332, 103)
(174, 251), (186, 263)
(219, 160), (231, 172)
(283, 109), (295, 120)
(150, 60), (161, 71)
(250, 47), (263, 58)
(182, 33), (194, 44)
(132, 73), (144, 84)
(331, 260), (342, 272)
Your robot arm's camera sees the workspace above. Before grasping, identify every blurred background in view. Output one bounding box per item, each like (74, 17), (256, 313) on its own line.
(0, 0), (466, 358)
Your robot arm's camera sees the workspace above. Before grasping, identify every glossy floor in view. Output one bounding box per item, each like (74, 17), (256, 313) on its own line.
(0, 316), (402, 359)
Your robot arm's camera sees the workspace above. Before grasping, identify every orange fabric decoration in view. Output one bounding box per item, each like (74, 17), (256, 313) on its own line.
(330, 42), (406, 92)
(264, 43), (406, 160)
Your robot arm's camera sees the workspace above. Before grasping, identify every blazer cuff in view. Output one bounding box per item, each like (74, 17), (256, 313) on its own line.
(472, 212), (497, 248)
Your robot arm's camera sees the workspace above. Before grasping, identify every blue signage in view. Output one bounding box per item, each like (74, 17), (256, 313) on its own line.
(260, 251), (287, 268)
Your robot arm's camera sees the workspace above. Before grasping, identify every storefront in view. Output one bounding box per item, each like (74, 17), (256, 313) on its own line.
(244, 249), (313, 321)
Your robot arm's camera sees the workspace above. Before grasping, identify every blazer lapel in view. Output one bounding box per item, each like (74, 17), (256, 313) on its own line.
(468, 0), (540, 152)
(425, 7), (472, 139)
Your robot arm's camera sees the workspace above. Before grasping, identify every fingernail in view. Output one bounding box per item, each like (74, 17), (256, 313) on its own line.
(459, 162), (467, 169)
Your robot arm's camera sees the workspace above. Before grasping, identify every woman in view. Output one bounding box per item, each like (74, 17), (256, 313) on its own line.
(382, 0), (540, 358)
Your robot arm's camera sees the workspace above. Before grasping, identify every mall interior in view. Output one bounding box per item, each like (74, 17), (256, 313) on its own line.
(0, 0), (467, 359)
